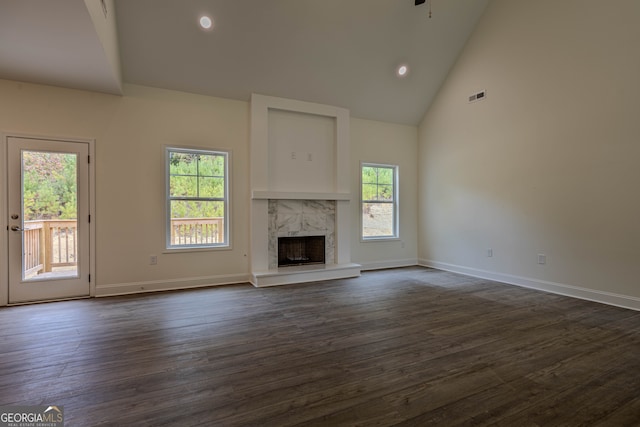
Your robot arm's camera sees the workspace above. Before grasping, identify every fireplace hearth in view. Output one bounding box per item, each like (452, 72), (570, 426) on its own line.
(278, 236), (325, 267)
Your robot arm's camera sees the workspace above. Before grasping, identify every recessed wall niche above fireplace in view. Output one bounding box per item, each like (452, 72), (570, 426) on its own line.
(250, 94), (361, 287)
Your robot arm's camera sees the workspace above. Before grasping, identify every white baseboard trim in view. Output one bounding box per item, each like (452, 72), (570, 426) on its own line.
(419, 259), (640, 312)
(359, 258), (418, 271)
(95, 273), (252, 297)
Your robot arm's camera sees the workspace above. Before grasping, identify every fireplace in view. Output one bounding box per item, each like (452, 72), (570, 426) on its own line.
(249, 94), (361, 286)
(278, 236), (325, 267)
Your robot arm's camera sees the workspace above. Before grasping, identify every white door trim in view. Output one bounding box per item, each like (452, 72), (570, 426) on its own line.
(0, 133), (7, 307)
(1, 132), (96, 306)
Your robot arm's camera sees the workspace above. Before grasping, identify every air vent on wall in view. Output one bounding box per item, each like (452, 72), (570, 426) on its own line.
(469, 90), (486, 103)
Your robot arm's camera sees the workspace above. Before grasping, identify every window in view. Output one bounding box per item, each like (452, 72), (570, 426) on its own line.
(166, 147), (229, 249)
(361, 163), (398, 239)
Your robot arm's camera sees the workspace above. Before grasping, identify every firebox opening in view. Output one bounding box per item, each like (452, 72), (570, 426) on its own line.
(278, 236), (325, 267)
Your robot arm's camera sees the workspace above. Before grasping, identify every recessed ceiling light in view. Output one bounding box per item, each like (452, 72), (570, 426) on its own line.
(396, 64), (409, 78)
(199, 15), (213, 30)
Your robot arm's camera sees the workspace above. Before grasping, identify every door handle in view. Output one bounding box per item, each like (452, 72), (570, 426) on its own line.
(10, 226), (25, 232)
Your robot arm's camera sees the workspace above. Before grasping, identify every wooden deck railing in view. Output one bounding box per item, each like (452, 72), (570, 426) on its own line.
(24, 219), (78, 277)
(23, 221), (44, 277)
(22, 217), (224, 278)
(171, 218), (224, 246)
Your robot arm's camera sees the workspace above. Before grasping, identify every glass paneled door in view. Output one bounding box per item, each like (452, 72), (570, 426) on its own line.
(7, 137), (90, 303)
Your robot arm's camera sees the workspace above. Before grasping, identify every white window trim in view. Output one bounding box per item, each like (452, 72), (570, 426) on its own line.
(165, 146), (231, 250)
(360, 162), (399, 241)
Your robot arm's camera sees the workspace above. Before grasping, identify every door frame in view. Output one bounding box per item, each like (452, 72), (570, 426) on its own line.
(1, 132), (96, 306)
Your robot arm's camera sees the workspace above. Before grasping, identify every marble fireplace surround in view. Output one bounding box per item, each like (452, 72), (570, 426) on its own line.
(251, 192), (360, 287)
(269, 199), (336, 269)
(250, 94), (361, 287)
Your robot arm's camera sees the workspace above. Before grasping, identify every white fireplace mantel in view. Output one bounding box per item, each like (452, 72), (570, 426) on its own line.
(251, 191), (351, 201)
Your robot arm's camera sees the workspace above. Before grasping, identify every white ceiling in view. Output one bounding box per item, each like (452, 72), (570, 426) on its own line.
(0, 0), (122, 95)
(0, 0), (489, 125)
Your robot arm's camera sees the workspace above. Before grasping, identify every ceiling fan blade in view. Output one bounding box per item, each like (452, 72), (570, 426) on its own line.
(415, 0), (426, 5)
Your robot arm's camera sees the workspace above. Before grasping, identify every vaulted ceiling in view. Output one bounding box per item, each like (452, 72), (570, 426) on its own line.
(0, 0), (488, 125)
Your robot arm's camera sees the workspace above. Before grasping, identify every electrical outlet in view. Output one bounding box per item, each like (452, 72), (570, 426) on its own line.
(487, 248), (493, 257)
(537, 254), (546, 265)
(150, 255), (158, 265)
(291, 151), (297, 160)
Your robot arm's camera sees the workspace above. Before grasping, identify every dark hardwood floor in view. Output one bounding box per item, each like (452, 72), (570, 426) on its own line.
(2, 267), (640, 426)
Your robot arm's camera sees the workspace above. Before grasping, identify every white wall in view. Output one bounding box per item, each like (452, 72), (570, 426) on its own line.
(0, 80), (250, 296)
(1, 79), (420, 301)
(418, 0), (640, 308)
(267, 109), (336, 193)
(351, 117), (418, 270)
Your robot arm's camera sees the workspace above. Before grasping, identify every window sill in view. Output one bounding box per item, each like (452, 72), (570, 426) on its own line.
(361, 237), (400, 243)
(163, 245), (231, 254)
